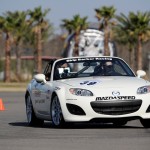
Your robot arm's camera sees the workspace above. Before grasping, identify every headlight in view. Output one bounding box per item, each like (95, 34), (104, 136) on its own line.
(137, 85), (150, 94)
(69, 88), (93, 96)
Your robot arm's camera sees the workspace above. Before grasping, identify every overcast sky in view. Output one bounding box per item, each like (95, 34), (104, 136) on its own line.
(0, 0), (150, 33)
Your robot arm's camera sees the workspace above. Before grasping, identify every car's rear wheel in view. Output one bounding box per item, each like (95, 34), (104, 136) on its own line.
(51, 95), (65, 127)
(140, 119), (150, 128)
(26, 94), (44, 126)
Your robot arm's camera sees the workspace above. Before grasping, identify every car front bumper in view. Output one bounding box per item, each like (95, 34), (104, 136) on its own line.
(59, 94), (150, 122)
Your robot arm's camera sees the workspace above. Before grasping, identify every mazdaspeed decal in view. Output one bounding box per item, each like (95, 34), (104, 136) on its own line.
(96, 96), (136, 101)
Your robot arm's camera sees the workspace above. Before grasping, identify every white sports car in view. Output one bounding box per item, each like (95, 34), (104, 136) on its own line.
(25, 56), (150, 128)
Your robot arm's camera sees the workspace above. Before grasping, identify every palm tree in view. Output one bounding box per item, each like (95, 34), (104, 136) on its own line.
(0, 14), (14, 82)
(128, 11), (150, 70)
(7, 11), (28, 80)
(61, 14), (88, 56)
(95, 6), (116, 56)
(71, 15), (88, 56)
(27, 6), (50, 73)
(114, 13), (137, 70)
(61, 19), (73, 35)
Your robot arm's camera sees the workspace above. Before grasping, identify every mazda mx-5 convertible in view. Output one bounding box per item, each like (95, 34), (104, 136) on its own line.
(25, 56), (150, 128)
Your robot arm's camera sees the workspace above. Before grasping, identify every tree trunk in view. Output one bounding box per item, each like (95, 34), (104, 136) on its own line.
(137, 35), (142, 70)
(129, 44), (135, 71)
(73, 32), (79, 72)
(74, 33), (79, 57)
(134, 46), (137, 71)
(34, 27), (42, 74)
(129, 49), (132, 67)
(4, 33), (11, 82)
(104, 24), (110, 56)
(16, 42), (22, 80)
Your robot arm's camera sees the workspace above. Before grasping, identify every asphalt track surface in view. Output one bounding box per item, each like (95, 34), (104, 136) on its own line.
(0, 92), (150, 150)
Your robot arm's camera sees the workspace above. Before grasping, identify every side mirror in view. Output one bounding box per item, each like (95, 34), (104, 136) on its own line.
(136, 70), (146, 78)
(34, 74), (46, 84)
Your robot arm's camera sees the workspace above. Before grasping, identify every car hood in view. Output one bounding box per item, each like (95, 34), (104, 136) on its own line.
(56, 76), (149, 88)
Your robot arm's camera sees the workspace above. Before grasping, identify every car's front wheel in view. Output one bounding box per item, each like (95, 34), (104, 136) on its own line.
(140, 119), (150, 128)
(26, 94), (44, 126)
(51, 95), (65, 127)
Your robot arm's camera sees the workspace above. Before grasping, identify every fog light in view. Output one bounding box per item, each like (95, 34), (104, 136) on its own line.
(66, 103), (86, 115)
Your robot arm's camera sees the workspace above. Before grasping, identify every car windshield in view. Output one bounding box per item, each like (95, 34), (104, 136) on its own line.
(53, 57), (135, 80)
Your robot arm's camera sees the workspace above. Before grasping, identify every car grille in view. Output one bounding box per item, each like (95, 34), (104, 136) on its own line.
(90, 100), (142, 115)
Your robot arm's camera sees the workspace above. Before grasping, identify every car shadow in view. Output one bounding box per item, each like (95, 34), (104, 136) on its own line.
(9, 121), (144, 129)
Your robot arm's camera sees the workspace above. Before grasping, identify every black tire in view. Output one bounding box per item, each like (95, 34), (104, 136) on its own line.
(26, 94), (44, 127)
(51, 95), (65, 127)
(140, 119), (150, 128)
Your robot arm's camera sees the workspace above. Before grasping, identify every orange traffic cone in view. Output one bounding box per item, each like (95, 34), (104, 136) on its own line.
(0, 98), (5, 111)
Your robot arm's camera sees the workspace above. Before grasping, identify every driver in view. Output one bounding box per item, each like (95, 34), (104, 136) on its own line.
(54, 62), (69, 80)
(103, 61), (115, 75)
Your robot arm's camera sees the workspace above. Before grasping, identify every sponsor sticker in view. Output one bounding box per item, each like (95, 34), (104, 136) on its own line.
(66, 99), (77, 100)
(55, 87), (61, 90)
(47, 90), (51, 94)
(35, 99), (45, 104)
(66, 57), (112, 62)
(34, 91), (41, 97)
(80, 80), (100, 85)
